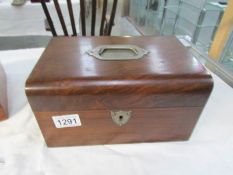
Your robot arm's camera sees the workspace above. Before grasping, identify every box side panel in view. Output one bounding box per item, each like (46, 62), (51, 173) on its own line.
(34, 107), (203, 147)
(0, 63), (8, 120)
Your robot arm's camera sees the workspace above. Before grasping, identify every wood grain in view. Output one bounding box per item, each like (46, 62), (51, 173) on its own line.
(0, 62), (8, 120)
(35, 107), (203, 147)
(26, 36), (213, 146)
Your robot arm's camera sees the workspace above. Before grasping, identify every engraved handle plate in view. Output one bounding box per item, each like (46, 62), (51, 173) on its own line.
(87, 45), (149, 61)
(111, 111), (132, 126)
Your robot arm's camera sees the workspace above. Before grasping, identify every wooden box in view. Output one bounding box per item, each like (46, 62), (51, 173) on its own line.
(25, 36), (213, 147)
(0, 62), (8, 121)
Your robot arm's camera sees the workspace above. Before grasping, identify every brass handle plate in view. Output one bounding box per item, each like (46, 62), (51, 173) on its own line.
(87, 45), (149, 61)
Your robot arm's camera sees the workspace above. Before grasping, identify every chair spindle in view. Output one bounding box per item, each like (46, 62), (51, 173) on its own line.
(100, 0), (107, 36)
(41, 0), (57, 36)
(91, 0), (96, 36)
(107, 0), (118, 35)
(54, 0), (69, 36)
(80, 0), (86, 36)
(67, 0), (77, 36)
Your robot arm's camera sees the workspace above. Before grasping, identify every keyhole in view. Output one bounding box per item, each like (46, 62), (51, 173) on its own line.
(119, 115), (123, 121)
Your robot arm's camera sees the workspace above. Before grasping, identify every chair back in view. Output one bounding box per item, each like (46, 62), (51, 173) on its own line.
(41, 0), (118, 36)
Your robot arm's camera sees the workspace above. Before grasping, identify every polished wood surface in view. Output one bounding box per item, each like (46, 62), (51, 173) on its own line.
(26, 36), (212, 110)
(36, 107), (202, 147)
(26, 36), (211, 81)
(26, 36), (213, 146)
(0, 62), (8, 120)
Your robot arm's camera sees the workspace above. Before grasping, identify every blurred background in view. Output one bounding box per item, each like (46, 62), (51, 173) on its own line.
(0, 0), (232, 84)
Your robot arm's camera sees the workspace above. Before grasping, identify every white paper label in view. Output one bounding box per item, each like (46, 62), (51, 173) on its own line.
(52, 114), (81, 128)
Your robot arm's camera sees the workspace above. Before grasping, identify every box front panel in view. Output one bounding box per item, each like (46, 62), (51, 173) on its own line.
(0, 63), (7, 120)
(34, 107), (203, 147)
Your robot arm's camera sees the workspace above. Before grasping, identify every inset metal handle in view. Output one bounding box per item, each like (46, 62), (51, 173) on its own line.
(87, 45), (149, 61)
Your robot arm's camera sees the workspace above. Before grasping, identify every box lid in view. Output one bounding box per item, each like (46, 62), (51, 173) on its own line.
(26, 36), (213, 110)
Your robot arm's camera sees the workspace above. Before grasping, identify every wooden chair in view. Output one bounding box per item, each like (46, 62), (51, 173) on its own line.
(41, 0), (118, 36)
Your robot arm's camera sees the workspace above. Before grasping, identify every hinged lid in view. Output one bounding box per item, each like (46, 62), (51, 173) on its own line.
(26, 36), (213, 110)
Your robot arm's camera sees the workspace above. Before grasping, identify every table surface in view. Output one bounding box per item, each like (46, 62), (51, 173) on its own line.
(0, 48), (233, 175)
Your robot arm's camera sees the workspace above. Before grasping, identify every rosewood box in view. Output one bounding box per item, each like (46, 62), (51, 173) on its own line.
(0, 62), (8, 121)
(26, 36), (213, 147)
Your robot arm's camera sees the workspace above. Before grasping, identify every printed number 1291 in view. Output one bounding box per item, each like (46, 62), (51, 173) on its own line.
(52, 114), (81, 128)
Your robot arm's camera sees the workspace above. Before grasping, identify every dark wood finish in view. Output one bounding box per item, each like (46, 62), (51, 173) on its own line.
(100, 0), (108, 35)
(26, 36), (213, 147)
(36, 107), (202, 147)
(0, 62), (8, 121)
(53, 0), (68, 36)
(107, 0), (118, 35)
(67, 0), (77, 36)
(41, 0), (118, 36)
(41, 0), (57, 36)
(91, 0), (96, 36)
(80, 0), (86, 36)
